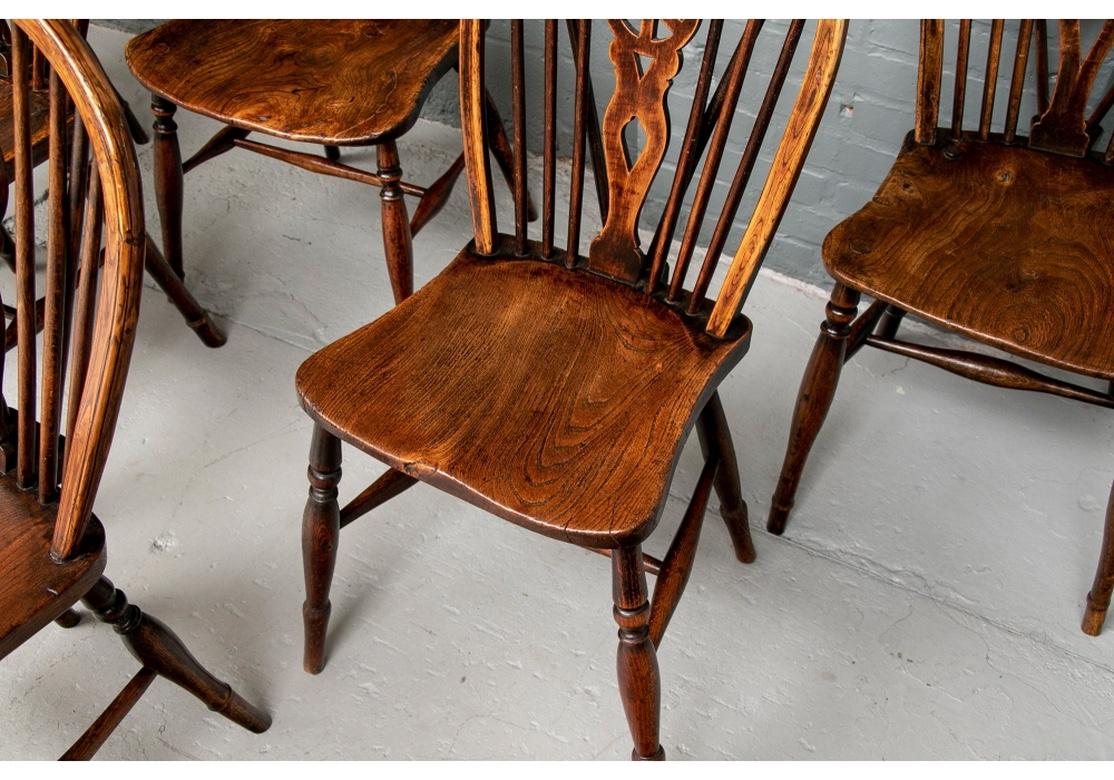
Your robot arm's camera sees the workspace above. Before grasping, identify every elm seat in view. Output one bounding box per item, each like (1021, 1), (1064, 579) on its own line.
(125, 19), (459, 145)
(296, 249), (752, 548)
(824, 138), (1114, 379)
(0, 83), (55, 171)
(0, 478), (106, 661)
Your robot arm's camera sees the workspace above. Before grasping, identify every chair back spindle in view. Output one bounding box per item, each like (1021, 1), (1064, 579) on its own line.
(459, 19), (847, 340)
(915, 19), (1114, 158)
(6, 20), (145, 560)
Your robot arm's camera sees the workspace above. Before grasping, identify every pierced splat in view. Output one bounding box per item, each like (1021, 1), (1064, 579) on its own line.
(1030, 20), (1114, 156)
(587, 19), (699, 282)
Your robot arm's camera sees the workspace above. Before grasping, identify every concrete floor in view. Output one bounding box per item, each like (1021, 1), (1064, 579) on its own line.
(3, 27), (1114, 760)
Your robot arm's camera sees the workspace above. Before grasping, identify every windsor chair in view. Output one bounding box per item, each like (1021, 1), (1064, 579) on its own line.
(295, 19), (846, 758)
(769, 19), (1114, 636)
(0, 20), (269, 758)
(0, 19), (225, 349)
(125, 19), (532, 306)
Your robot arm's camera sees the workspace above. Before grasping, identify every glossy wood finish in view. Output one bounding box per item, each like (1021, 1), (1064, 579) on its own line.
(297, 19), (846, 759)
(126, 20), (459, 144)
(826, 138), (1114, 379)
(2, 20), (269, 758)
(0, 489), (106, 659)
(772, 18), (1114, 635)
(127, 19), (523, 330)
(298, 247), (751, 548)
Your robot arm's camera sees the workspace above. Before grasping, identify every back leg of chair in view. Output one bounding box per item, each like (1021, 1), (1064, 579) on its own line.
(54, 608), (82, 628)
(302, 423), (342, 674)
(768, 283), (861, 535)
(874, 304), (907, 339)
(151, 95), (185, 280)
(82, 576), (271, 733)
(696, 391), (756, 563)
(1083, 482), (1114, 636)
(324, 145), (340, 161)
(376, 140), (413, 304)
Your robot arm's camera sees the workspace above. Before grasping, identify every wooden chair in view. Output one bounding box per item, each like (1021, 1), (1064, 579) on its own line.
(125, 19), (531, 307)
(769, 19), (1114, 636)
(0, 20), (269, 759)
(0, 19), (226, 350)
(295, 19), (846, 759)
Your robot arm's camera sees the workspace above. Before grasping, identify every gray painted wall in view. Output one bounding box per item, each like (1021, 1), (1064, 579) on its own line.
(95, 20), (1114, 288)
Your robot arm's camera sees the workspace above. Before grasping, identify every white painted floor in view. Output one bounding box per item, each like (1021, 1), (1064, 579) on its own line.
(2, 27), (1114, 760)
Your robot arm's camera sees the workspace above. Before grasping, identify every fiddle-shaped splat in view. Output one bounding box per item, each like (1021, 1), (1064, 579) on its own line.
(587, 19), (699, 282)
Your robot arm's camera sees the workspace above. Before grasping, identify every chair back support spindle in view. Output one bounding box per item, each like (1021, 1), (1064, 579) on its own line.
(915, 19), (1114, 158)
(459, 19), (847, 340)
(7, 20), (145, 561)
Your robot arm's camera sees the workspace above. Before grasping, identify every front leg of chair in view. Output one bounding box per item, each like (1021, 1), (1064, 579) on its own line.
(1083, 482), (1114, 635)
(324, 145), (340, 162)
(612, 545), (665, 761)
(376, 141), (414, 304)
(82, 576), (271, 733)
(696, 391), (756, 563)
(302, 424), (343, 673)
(768, 282), (860, 535)
(151, 95), (186, 280)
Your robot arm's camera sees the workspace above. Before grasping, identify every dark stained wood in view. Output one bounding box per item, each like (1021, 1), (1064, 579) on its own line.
(126, 20), (459, 145)
(511, 20), (528, 256)
(1, 20), (270, 758)
(60, 668), (156, 760)
(1083, 483), (1114, 635)
(916, 20), (944, 144)
(151, 95), (185, 279)
(376, 140), (413, 304)
(1003, 20), (1033, 144)
(824, 139), (1114, 379)
(1031, 21), (1114, 156)
(297, 247), (751, 549)
(566, 20), (590, 265)
(296, 19), (848, 759)
(648, 455), (714, 646)
(668, 20), (761, 302)
(0, 487), (106, 660)
(612, 545), (663, 760)
(773, 17), (1114, 638)
(978, 20), (1004, 141)
(302, 424), (341, 675)
(588, 20), (699, 282)
(768, 283), (860, 535)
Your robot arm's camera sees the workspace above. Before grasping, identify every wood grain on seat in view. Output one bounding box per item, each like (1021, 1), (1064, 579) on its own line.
(0, 479), (106, 660)
(824, 138), (1114, 379)
(297, 247), (752, 548)
(125, 20), (459, 145)
(0, 82), (53, 171)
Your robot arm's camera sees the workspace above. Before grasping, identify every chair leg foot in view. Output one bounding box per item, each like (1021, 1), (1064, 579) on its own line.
(612, 546), (664, 761)
(1083, 482), (1114, 637)
(55, 607), (82, 628)
(1082, 595), (1107, 636)
(768, 283), (860, 535)
(82, 576), (271, 733)
(302, 424), (342, 674)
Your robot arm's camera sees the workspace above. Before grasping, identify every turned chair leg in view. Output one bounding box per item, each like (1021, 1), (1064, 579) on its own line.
(55, 607), (82, 628)
(302, 424), (342, 674)
(768, 282), (861, 535)
(1083, 482), (1114, 636)
(874, 303), (906, 339)
(696, 392), (756, 563)
(376, 140), (414, 304)
(82, 576), (270, 733)
(612, 546), (665, 761)
(151, 94), (185, 281)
